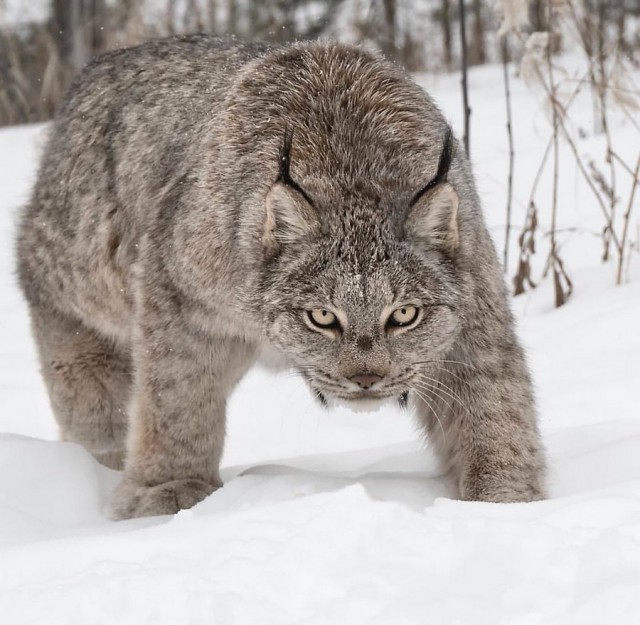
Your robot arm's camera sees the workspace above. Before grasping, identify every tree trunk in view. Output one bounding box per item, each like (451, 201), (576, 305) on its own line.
(615, 0), (626, 52)
(441, 0), (452, 70)
(459, 0), (471, 156)
(51, 0), (78, 67)
(207, 0), (217, 33)
(469, 0), (486, 66)
(184, 0), (204, 32)
(228, 0), (237, 35)
(166, 0), (176, 35)
(529, 0), (548, 32)
(381, 0), (397, 60)
(87, 0), (107, 57)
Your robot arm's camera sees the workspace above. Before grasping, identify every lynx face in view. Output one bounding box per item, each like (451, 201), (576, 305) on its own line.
(261, 130), (463, 407)
(265, 245), (462, 406)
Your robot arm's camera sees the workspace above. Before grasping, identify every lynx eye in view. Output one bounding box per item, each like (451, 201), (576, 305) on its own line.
(387, 305), (419, 329)
(307, 309), (340, 330)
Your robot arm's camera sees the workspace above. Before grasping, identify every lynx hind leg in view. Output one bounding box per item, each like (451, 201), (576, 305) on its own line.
(31, 307), (131, 470)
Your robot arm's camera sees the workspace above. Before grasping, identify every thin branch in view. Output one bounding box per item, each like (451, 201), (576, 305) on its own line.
(555, 115), (621, 251)
(502, 36), (515, 274)
(610, 150), (640, 184)
(617, 154), (640, 285)
(547, 0), (570, 307)
(458, 0), (471, 157)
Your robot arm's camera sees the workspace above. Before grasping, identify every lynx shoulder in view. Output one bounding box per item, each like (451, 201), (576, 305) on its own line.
(17, 35), (546, 519)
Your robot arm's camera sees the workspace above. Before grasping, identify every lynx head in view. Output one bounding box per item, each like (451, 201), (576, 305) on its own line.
(260, 126), (464, 408)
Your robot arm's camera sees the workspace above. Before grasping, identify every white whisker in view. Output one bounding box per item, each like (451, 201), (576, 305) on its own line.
(414, 375), (468, 414)
(422, 363), (473, 390)
(412, 381), (457, 416)
(412, 388), (446, 443)
(413, 359), (476, 370)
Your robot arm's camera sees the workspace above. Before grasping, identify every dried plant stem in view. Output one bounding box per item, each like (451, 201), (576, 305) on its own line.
(550, 120), (559, 259)
(459, 0), (471, 157)
(512, 64), (591, 297)
(547, 15), (559, 273)
(513, 201), (539, 296)
(512, 136), (551, 297)
(610, 150), (640, 184)
(546, 2), (571, 307)
(501, 36), (515, 274)
(616, 154), (640, 285)
(599, 66), (617, 262)
(528, 138), (553, 204)
(519, 27), (623, 250)
(556, 116), (621, 251)
(525, 71), (589, 209)
(530, 58), (621, 249)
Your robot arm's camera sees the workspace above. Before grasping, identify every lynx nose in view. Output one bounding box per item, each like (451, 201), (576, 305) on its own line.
(349, 373), (383, 390)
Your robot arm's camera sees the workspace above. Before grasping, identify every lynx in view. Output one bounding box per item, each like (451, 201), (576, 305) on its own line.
(17, 35), (545, 519)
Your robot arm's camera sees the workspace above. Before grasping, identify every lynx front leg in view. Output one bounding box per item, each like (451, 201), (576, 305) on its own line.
(31, 308), (131, 470)
(416, 352), (546, 503)
(109, 311), (257, 519)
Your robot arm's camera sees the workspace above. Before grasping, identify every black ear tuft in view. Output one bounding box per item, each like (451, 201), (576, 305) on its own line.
(278, 127), (294, 184)
(410, 125), (455, 207)
(404, 126), (459, 254)
(433, 125), (454, 187)
(263, 130), (319, 256)
(277, 128), (314, 206)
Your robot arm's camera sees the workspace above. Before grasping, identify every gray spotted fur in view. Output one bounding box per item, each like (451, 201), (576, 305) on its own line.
(16, 34), (545, 519)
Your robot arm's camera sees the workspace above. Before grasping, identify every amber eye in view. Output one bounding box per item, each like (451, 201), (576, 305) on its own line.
(387, 305), (419, 328)
(307, 309), (340, 330)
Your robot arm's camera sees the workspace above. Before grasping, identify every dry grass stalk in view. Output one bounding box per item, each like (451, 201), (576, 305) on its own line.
(459, 0), (471, 157)
(501, 36), (515, 274)
(616, 155), (640, 285)
(512, 0), (640, 297)
(513, 201), (539, 296)
(545, 9), (571, 308)
(588, 158), (617, 261)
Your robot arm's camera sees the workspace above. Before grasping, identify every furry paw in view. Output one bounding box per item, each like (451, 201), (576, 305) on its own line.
(93, 448), (125, 471)
(460, 472), (546, 503)
(107, 477), (219, 519)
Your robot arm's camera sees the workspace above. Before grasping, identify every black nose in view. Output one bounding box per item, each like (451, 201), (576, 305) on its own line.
(349, 373), (383, 389)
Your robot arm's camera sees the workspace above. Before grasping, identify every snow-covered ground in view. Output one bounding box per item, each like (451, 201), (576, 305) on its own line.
(1, 58), (639, 623)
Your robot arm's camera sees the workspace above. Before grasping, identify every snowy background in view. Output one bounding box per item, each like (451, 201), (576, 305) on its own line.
(1, 54), (640, 623)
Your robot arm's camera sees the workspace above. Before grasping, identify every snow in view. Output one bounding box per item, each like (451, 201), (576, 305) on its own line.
(1, 56), (639, 623)
(1, 1), (49, 27)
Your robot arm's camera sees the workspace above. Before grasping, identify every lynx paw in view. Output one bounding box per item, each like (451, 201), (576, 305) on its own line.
(108, 477), (219, 519)
(460, 472), (546, 503)
(93, 448), (126, 471)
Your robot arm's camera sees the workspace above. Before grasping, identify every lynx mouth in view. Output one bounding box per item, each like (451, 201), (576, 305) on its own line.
(312, 389), (410, 412)
(315, 390), (329, 407)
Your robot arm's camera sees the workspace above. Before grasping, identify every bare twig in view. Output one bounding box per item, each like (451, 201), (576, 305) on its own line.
(553, 255), (574, 307)
(501, 36), (515, 274)
(513, 201), (539, 296)
(528, 57), (621, 249)
(512, 63), (592, 297)
(458, 0), (471, 157)
(556, 116), (621, 251)
(617, 154), (640, 285)
(547, 0), (570, 307)
(610, 150), (640, 184)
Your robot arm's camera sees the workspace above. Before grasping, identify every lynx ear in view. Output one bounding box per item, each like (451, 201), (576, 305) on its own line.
(405, 182), (460, 254)
(263, 182), (320, 255)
